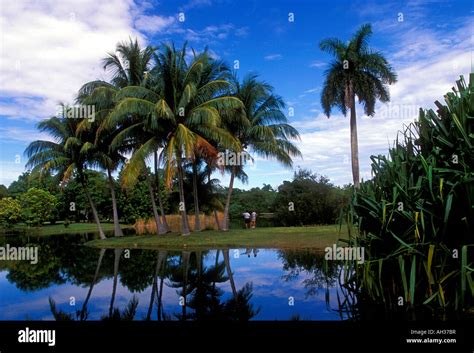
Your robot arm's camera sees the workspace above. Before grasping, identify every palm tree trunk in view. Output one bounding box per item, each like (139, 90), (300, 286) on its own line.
(146, 250), (167, 320)
(181, 251), (191, 320)
(223, 249), (237, 298)
(80, 248), (106, 320)
(350, 91), (360, 188)
(146, 171), (165, 235)
(154, 151), (169, 232)
(177, 161), (191, 235)
(212, 249), (220, 291)
(208, 168), (221, 231)
(82, 182), (106, 240)
(222, 166), (236, 231)
(192, 162), (201, 232)
(109, 248), (123, 317)
(157, 268), (165, 321)
(213, 209), (221, 230)
(107, 169), (123, 237)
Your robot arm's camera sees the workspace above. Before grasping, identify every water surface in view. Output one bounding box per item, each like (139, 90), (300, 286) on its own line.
(0, 233), (345, 321)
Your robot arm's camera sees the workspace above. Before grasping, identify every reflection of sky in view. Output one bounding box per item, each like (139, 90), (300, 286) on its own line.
(0, 249), (343, 321)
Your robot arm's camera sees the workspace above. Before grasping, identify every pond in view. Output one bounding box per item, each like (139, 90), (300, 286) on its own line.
(0, 232), (347, 321)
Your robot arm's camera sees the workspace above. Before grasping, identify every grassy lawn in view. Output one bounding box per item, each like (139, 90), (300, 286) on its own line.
(0, 222), (134, 237)
(86, 225), (346, 250)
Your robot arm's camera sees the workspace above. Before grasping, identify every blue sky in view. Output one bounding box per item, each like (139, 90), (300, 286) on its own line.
(0, 0), (472, 189)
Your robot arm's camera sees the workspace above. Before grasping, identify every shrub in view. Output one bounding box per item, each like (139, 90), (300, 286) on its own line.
(346, 74), (474, 313)
(20, 187), (58, 226)
(0, 197), (22, 228)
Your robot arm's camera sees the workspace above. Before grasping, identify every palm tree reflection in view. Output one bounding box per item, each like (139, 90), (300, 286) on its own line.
(48, 248), (259, 321)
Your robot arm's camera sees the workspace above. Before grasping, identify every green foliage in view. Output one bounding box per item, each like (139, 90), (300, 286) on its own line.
(0, 184), (8, 199)
(7, 172), (59, 198)
(273, 169), (350, 226)
(19, 188), (58, 226)
(0, 197), (22, 227)
(319, 23), (397, 118)
(228, 184), (277, 226)
(347, 74), (474, 313)
(59, 170), (110, 222)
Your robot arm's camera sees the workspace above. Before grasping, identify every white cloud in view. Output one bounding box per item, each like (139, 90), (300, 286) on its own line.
(134, 15), (175, 34)
(309, 61), (326, 68)
(181, 23), (248, 43)
(0, 127), (53, 143)
(0, 0), (146, 121)
(304, 87), (319, 94)
(264, 54), (282, 61)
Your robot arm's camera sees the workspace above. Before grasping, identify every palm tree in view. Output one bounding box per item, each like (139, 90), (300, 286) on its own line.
(76, 82), (125, 237)
(108, 43), (242, 235)
(77, 38), (170, 235)
(102, 37), (155, 88)
(25, 114), (106, 239)
(221, 74), (302, 230)
(183, 161), (224, 230)
(319, 23), (397, 188)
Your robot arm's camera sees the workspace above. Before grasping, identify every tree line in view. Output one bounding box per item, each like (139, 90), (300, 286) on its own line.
(0, 167), (350, 230)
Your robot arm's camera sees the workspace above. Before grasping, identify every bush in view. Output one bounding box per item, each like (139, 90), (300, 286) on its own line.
(0, 197), (22, 228)
(20, 187), (58, 226)
(273, 169), (350, 226)
(347, 74), (474, 313)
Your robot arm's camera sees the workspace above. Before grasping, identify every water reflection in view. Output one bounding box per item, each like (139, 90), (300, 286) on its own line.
(0, 233), (343, 321)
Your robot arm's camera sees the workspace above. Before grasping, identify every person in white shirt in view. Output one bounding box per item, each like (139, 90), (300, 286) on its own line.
(242, 211), (251, 229)
(250, 211), (257, 229)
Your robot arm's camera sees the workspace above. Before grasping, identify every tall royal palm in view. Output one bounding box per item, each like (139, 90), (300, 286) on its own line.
(319, 23), (397, 188)
(25, 113), (106, 239)
(109, 43), (242, 235)
(221, 74), (302, 231)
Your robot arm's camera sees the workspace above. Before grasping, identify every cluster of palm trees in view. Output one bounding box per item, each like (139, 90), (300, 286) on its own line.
(25, 39), (301, 237)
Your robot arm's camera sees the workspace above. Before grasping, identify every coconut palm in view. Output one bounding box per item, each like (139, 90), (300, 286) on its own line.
(76, 83), (125, 236)
(319, 23), (397, 188)
(107, 43), (242, 235)
(182, 159), (224, 231)
(77, 38), (169, 235)
(221, 74), (302, 230)
(102, 37), (155, 88)
(25, 113), (106, 239)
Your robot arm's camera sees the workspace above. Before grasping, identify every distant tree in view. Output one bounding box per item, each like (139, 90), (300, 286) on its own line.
(19, 187), (58, 226)
(0, 197), (22, 227)
(273, 169), (349, 226)
(0, 185), (8, 199)
(7, 171), (59, 198)
(229, 185), (277, 227)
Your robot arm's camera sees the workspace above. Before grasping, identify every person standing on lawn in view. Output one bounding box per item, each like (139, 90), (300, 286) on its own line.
(242, 211), (251, 229)
(250, 211), (257, 229)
